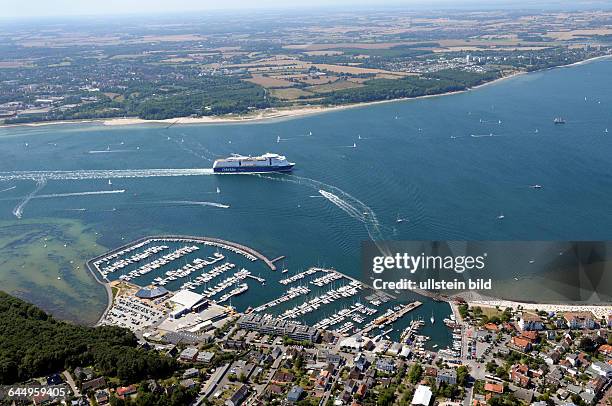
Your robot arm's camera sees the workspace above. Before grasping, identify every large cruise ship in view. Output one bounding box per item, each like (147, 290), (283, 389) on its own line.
(212, 153), (295, 173)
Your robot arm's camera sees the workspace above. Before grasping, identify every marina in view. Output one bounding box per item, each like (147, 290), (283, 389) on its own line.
(87, 236), (448, 345)
(4, 52), (609, 338)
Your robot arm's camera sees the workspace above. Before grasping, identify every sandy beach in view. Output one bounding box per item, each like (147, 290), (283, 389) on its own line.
(0, 89), (475, 130)
(468, 299), (612, 319)
(0, 68), (540, 130)
(1, 53), (609, 131)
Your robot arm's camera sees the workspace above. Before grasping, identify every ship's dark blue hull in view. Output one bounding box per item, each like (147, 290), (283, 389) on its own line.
(213, 164), (294, 173)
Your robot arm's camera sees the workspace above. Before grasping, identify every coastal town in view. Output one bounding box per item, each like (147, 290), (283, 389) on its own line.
(3, 236), (611, 406)
(1, 9), (612, 125)
(2, 3), (612, 406)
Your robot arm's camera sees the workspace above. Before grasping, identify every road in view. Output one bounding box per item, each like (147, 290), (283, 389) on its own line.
(62, 370), (80, 398)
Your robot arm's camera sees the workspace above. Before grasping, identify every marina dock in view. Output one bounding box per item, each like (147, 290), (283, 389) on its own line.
(87, 235), (279, 277)
(360, 300), (422, 335)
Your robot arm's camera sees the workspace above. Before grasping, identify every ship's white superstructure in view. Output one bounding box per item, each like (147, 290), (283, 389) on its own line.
(213, 153), (294, 173)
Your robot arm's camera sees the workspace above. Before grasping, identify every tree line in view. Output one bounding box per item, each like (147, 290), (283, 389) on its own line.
(0, 292), (177, 384)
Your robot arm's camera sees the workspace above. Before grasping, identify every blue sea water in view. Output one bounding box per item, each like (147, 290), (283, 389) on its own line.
(1, 58), (611, 343)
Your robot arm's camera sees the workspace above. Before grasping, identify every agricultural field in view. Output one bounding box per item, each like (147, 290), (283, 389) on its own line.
(1, 8), (611, 123)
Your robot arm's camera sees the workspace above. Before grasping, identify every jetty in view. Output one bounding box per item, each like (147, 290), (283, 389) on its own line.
(361, 301), (422, 335)
(87, 235), (278, 278)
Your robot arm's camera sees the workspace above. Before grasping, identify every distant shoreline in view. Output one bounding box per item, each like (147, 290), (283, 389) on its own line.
(1, 54), (610, 131)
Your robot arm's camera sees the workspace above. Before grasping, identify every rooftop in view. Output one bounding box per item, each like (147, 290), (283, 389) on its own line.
(411, 385), (433, 406)
(170, 290), (206, 309)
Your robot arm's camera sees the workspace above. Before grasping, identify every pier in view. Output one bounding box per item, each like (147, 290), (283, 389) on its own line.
(87, 235), (278, 277)
(361, 301), (422, 335)
(271, 256), (285, 264)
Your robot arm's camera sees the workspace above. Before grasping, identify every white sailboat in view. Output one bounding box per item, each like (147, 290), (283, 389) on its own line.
(430, 311), (435, 324)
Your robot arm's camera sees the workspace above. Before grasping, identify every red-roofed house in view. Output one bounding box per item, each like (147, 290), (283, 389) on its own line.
(511, 336), (532, 352)
(510, 365), (530, 387)
(484, 382), (504, 394)
(599, 344), (612, 356)
(520, 331), (539, 343)
(116, 385), (136, 399)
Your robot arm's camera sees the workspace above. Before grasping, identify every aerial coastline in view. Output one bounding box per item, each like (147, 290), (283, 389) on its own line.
(2, 54), (611, 131)
(2, 5), (612, 405)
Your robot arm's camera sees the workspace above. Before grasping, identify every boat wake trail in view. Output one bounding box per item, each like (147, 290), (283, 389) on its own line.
(252, 173), (384, 242)
(0, 185), (16, 193)
(318, 190), (368, 223)
(13, 178), (46, 219)
(161, 200), (230, 209)
(0, 168), (214, 182)
(470, 133), (502, 138)
(35, 190), (126, 199)
(88, 149), (134, 154)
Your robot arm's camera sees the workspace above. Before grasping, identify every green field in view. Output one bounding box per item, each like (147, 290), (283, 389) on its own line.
(0, 218), (108, 325)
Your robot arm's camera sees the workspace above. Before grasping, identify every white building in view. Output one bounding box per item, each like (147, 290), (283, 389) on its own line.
(169, 290), (207, 319)
(411, 385), (432, 406)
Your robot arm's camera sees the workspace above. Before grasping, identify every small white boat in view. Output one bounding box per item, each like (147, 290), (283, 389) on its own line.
(282, 269), (289, 274)
(108, 179), (112, 185)
(530, 184), (543, 189)
(497, 213), (505, 220)
(216, 187), (220, 194)
(430, 312), (435, 324)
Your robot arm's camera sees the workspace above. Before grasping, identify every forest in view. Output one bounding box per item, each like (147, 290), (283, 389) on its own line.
(0, 292), (177, 385)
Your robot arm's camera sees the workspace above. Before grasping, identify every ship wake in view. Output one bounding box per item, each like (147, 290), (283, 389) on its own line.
(252, 173), (384, 242)
(12, 178), (46, 219)
(35, 190), (126, 199)
(162, 200), (230, 209)
(0, 168), (214, 182)
(0, 185), (16, 193)
(318, 190), (368, 223)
